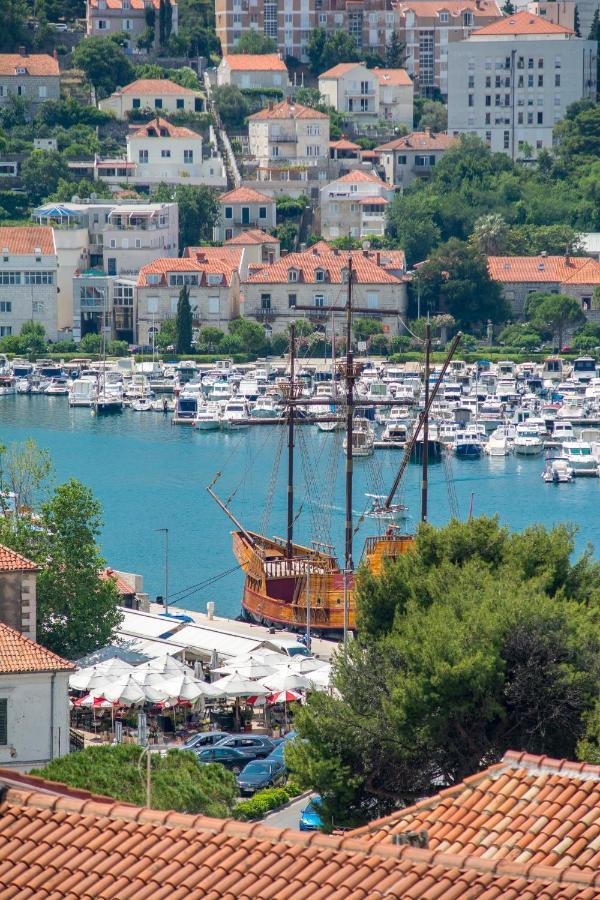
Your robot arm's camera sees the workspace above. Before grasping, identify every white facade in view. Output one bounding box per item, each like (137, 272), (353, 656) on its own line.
(213, 188), (277, 242)
(99, 79), (205, 120)
(248, 101), (330, 167)
(320, 172), (394, 240)
(0, 227), (58, 341)
(217, 54), (289, 90)
(448, 15), (597, 158)
(124, 118), (226, 188)
(319, 63), (413, 127)
(0, 670), (70, 768)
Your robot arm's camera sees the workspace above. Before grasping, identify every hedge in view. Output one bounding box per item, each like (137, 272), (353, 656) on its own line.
(233, 779), (305, 821)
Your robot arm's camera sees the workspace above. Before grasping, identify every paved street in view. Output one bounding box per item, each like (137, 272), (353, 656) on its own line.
(262, 793), (313, 830)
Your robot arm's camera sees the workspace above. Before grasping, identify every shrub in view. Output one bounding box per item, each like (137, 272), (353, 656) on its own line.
(234, 786), (293, 820)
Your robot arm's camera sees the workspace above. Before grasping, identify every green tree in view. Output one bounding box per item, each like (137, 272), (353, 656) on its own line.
(471, 213), (509, 255)
(155, 318), (176, 350)
(416, 99), (447, 132)
(36, 98), (112, 129)
(154, 183), (220, 250)
(212, 84), (250, 129)
(198, 326), (224, 351)
(37, 745), (237, 816)
(386, 193), (441, 267)
(158, 0), (173, 45)
(1, 0), (29, 52)
(528, 292), (586, 349)
(385, 31), (406, 68)
(0, 440), (51, 532)
(21, 151), (68, 206)
(19, 321), (47, 354)
(80, 332), (102, 354)
(72, 36), (135, 100)
(307, 27), (358, 76)
(176, 285), (193, 354)
(233, 31), (277, 53)
(504, 224), (582, 256)
(229, 318), (268, 353)
(353, 317), (383, 342)
(575, 4), (581, 35)
(498, 322), (542, 350)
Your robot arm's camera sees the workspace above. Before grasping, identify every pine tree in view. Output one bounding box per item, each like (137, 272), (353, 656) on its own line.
(574, 4), (581, 36)
(502, 0), (514, 12)
(176, 285), (193, 354)
(385, 31), (406, 69)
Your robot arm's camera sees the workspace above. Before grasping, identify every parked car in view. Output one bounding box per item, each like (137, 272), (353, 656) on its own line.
(182, 731), (229, 751)
(214, 734), (275, 760)
(237, 759), (287, 796)
(267, 731), (297, 765)
(299, 796), (323, 832)
(196, 746), (249, 774)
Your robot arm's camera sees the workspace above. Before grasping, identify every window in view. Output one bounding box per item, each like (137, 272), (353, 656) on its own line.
(518, 75), (524, 87)
(132, 98), (141, 109)
(528, 58), (533, 69)
(504, 130), (510, 150)
(538, 58), (544, 68)
(538, 75), (543, 87)
(485, 95), (491, 107)
(555, 56), (561, 68)
(0, 301), (11, 312)
(260, 293), (271, 309)
(439, 10), (448, 22)
(527, 111), (533, 124)
(367, 292), (379, 309)
(161, 149), (171, 158)
(0, 327), (11, 337)
(169, 273), (198, 286)
(0, 273), (20, 285)
(38, 85), (47, 99)
(485, 131), (492, 144)
(288, 293), (297, 308)
(485, 76), (491, 88)
(464, 11), (473, 25)
(314, 293), (325, 307)
(24, 271), (54, 285)
(176, 98), (184, 109)
(518, 112), (524, 124)
(528, 75), (533, 88)
(468, 94), (474, 107)
(241, 207), (250, 225)
(485, 113), (491, 124)
(184, 149), (193, 164)
(315, 268), (325, 282)
(555, 74), (561, 87)
(209, 296), (219, 314)
(288, 269), (298, 282)
(537, 112), (543, 124)
(155, 99), (163, 109)
(146, 273), (161, 285)
(225, 228), (233, 241)
(396, 154), (407, 164)
(32, 301), (45, 313)
(258, 206), (267, 219)
(224, 206), (233, 219)
(139, 149), (148, 163)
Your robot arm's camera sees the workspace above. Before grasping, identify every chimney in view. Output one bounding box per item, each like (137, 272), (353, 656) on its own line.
(376, 251), (381, 265)
(332, 247), (339, 256)
(53, 48), (58, 60)
(540, 250), (547, 257)
(268, 101), (274, 111)
(19, 46), (27, 57)
(312, 247), (318, 255)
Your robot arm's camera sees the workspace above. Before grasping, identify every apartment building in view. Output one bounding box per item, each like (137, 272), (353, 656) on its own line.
(99, 79), (204, 119)
(526, 0), (576, 30)
(0, 52), (60, 117)
(0, 227), (58, 341)
(222, 229), (280, 277)
(488, 254), (600, 315)
(248, 100), (330, 167)
(243, 243), (407, 334)
(447, 12), (597, 159)
(319, 63), (413, 126)
(213, 187), (277, 242)
(216, 54), (289, 89)
(215, 0), (318, 60)
(87, 0), (179, 49)
(136, 247), (243, 343)
(33, 200), (178, 338)
(320, 170), (395, 239)
(375, 129), (457, 186)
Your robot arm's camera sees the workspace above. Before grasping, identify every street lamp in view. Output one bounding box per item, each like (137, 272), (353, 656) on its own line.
(155, 528), (169, 614)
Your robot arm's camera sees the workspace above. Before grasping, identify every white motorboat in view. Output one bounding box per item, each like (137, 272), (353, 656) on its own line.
(452, 425), (485, 459)
(542, 457), (575, 483)
(150, 397), (175, 412)
(95, 391), (124, 414)
(221, 398), (251, 429)
(45, 378), (71, 395)
(69, 377), (97, 407)
(562, 441), (599, 475)
(0, 376), (16, 395)
(379, 419), (410, 447)
(343, 417), (375, 457)
(15, 378), (30, 394)
(194, 402), (221, 431)
(552, 421), (574, 443)
(207, 381), (232, 403)
(513, 424), (544, 456)
(130, 397), (153, 412)
(172, 395), (198, 425)
(365, 494), (408, 520)
(485, 425), (514, 457)
(251, 397), (281, 420)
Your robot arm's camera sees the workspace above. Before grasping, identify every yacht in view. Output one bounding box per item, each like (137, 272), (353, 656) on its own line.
(542, 457), (574, 483)
(220, 398), (251, 429)
(513, 424), (544, 456)
(379, 419), (410, 447)
(562, 441), (599, 476)
(194, 402), (221, 431)
(452, 425), (486, 459)
(343, 417), (375, 457)
(250, 397), (281, 420)
(553, 420), (575, 443)
(572, 356), (596, 384)
(172, 395), (198, 424)
(0, 376), (16, 395)
(130, 396), (153, 412)
(207, 381), (232, 403)
(485, 425), (514, 457)
(69, 376), (97, 407)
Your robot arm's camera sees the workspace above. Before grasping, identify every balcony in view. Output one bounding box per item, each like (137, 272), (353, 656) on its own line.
(269, 134), (298, 143)
(345, 88), (375, 96)
(307, 307), (328, 320)
(250, 305), (276, 321)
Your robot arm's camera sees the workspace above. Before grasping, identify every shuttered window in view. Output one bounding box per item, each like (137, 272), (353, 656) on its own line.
(0, 699), (7, 745)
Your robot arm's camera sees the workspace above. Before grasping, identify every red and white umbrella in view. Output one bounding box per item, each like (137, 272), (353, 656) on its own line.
(74, 694), (119, 708)
(267, 690), (302, 705)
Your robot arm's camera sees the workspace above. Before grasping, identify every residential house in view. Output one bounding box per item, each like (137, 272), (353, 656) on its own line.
(99, 79), (204, 120)
(0, 546), (38, 642)
(216, 54), (289, 90)
(488, 254), (600, 315)
(318, 62), (413, 126)
(0, 622), (73, 768)
(375, 130), (457, 187)
(3, 748), (600, 894)
(213, 187), (277, 242)
(243, 243), (407, 335)
(222, 229), (280, 277)
(136, 247), (243, 344)
(0, 226), (58, 341)
(447, 12), (597, 159)
(320, 170), (395, 239)
(86, 0), (179, 50)
(0, 51), (60, 117)
(247, 100), (330, 167)
(33, 200), (178, 340)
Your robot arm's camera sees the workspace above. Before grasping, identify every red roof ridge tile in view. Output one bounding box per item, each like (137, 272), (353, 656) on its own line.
(0, 623), (74, 675)
(0, 544), (39, 572)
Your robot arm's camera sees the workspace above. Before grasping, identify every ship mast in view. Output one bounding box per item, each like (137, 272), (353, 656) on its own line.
(286, 322), (296, 559)
(421, 322), (431, 522)
(344, 255), (355, 574)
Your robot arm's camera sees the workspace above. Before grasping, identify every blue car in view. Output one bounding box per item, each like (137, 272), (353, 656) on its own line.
(299, 796), (323, 832)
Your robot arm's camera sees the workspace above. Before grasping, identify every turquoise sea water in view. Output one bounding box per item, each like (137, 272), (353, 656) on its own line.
(1, 394), (599, 619)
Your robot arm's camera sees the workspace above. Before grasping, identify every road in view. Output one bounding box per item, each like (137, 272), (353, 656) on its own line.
(262, 793), (313, 830)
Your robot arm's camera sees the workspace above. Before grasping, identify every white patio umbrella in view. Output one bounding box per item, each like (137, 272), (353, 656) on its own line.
(212, 673), (270, 698)
(307, 666), (332, 690)
(260, 670), (311, 693)
(96, 675), (146, 706)
(212, 660), (278, 680)
(224, 650), (290, 668)
(69, 659), (134, 691)
(160, 674), (223, 702)
(137, 655), (189, 676)
(287, 657), (330, 675)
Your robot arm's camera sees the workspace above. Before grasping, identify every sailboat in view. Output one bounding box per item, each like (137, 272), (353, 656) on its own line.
(208, 262), (462, 638)
(94, 294), (123, 415)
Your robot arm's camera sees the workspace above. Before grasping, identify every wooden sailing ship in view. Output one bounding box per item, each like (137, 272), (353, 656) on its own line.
(208, 258), (462, 639)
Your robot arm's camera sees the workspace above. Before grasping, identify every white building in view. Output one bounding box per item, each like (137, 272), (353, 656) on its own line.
(216, 54), (289, 90)
(213, 187), (277, 242)
(33, 201), (178, 340)
(122, 117), (225, 189)
(320, 170), (395, 240)
(319, 63), (413, 127)
(99, 78), (205, 120)
(375, 130), (458, 187)
(248, 100), (330, 167)
(447, 11), (597, 159)
(0, 620), (73, 769)
(0, 226), (58, 341)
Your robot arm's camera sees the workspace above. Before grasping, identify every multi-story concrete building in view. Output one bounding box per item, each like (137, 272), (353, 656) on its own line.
(447, 12), (597, 159)
(375, 129), (457, 186)
(243, 243), (407, 334)
(0, 52), (60, 117)
(99, 78), (204, 119)
(0, 227), (58, 341)
(213, 187), (277, 242)
(136, 247), (243, 344)
(319, 62), (413, 126)
(248, 100), (330, 167)
(216, 54), (289, 89)
(320, 170), (395, 239)
(87, 0), (179, 50)
(33, 200), (178, 339)
(488, 254), (600, 315)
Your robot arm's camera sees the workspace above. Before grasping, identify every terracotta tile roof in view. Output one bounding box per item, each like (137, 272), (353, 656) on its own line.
(100, 568), (135, 596)
(138, 248), (243, 287)
(319, 62), (364, 79)
(245, 247), (402, 285)
(472, 9), (573, 35)
(0, 226), (55, 256)
(488, 255), (600, 285)
(0, 545), (38, 573)
(351, 750), (600, 873)
(90, 0), (176, 8)
(248, 100), (329, 121)
(118, 79), (198, 96)
(376, 130), (457, 152)
(358, 196), (389, 205)
(329, 139), (361, 150)
(222, 53), (287, 72)
(372, 67), (413, 87)
(0, 771), (600, 898)
(0, 623), (73, 674)
(224, 229), (280, 245)
(337, 169), (390, 187)
(130, 116), (199, 139)
(0, 53), (59, 77)
(218, 186), (275, 205)
(394, 0), (502, 19)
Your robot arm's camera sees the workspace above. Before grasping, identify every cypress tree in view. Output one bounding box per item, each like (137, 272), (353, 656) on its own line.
(176, 285), (193, 354)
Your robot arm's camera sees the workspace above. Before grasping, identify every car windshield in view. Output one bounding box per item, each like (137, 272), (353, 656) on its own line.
(244, 762), (272, 774)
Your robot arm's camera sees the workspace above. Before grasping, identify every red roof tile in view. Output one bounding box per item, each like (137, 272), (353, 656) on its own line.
(376, 130), (457, 152)
(138, 248), (243, 287)
(0, 226), (55, 256)
(319, 62), (364, 79)
(218, 186), (275, 205)
(472, 10), (573, 35)
(245, 247), (402, 285)
(90, 0), (176, 8)
(336, 169), (390, 187)
(394, 0), (502, 20)
(488, 255), (600, 285)
(130, 116), (200, 139)
(100, 568), (135, 596)
(248, 100), (329, 121)
(224, 229), (280, 245)
(0, 545), (38, 573)
(118, 79), (199, 96)
(329, 139), (361, 151)
(372, 67), (413, 87)
(222, 53), (287, 72)
(0, 623), (73, 674)
(0, 53), (59, 77)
